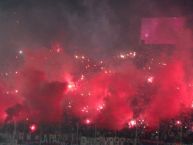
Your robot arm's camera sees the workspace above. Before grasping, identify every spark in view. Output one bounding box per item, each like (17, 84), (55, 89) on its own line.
(176, 87), (180, 90)
(188, 83), (193, 87)
(80, 74), (85, 80)
(97, 103), (105, 111)
(68, 84), (75, 89)
(128, 51), (137, 58)
(176, 120), (182, 126)
(145, 33), (149, 38)
(74, 54), (86, 60)
(18, 50), (23, 55)
(130, 120), (136, 126)
(56, 48), (61, 53)
(104, 70), (112, 74)
(15, 89), (19, 94)
(81, 56), (85, 59)
(120, 54), (125, 59)
(118, 51), (136, 59)
(147, 76), (154, 83)
(138, 119), (145, 124)
(1, 113), (7, 120)
(5, 72), (9, 76)
(68, 102), (72, 108)
(29, 124), (37, 132)
(85, 65), (90, 69)
(85, 119), (91, 125)
(67, 82), (76, 92)
(104, 70), (108, 74)
(100, 67), (104, 70)
(191, 101), (193, 108)
(5, 91), (10, 95)
(74, 55), (79, 59)
(161, 63), (167, 66)
(81, 106), (89, 113)
(128, 119), (137, 128)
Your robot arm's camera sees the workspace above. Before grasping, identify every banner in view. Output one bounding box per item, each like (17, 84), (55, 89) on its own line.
(1, 132), (193, 145)
(80, 136), (132, 145)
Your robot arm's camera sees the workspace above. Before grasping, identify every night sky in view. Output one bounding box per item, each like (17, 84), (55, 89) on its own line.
(0, 0), (192, 65)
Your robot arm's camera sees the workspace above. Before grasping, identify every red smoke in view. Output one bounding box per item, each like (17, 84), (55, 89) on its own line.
(0, 18), (193, 130)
